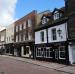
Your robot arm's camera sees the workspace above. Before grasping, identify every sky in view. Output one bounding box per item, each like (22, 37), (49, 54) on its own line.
(0, 0), (65, 26)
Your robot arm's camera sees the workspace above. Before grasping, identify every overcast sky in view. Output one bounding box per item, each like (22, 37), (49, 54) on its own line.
(0, 0), (65, 26)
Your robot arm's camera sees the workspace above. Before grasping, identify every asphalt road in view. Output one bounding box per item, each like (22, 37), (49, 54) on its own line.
(0, 56), (69, 74)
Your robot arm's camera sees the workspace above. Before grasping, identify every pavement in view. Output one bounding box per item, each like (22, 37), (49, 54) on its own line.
(0, 55), (75, 74)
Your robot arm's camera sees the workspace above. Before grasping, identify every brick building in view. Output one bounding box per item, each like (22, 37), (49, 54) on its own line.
(14, 10), (37, 58)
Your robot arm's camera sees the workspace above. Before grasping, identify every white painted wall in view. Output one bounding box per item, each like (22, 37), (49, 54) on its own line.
(35, 29), (47, 44)
(48, 23), (67, 43)
(72, 46), (75, 63)
(6, 23), (14, 44)
(68, 45), (75, 64)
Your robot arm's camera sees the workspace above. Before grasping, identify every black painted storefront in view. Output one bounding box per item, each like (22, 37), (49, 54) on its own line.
(13, 41), (34, 58)
(34, 41), (69, 65)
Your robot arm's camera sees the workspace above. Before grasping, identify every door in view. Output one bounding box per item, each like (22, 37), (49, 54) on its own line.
(54, 49), (59, 62)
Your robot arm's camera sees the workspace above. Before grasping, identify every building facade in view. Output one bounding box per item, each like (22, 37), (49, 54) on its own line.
(0, 27), (6, 54)
(14, 10), (37, 58)
(65, 0), (75, 64)
(35, 8), (69, 64)
(5, 23), (14, 55)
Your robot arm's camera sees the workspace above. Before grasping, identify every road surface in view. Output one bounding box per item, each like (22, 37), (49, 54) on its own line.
(0, 56), (69, 74)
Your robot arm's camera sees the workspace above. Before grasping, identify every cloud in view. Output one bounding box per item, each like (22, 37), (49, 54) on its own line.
(0, 0), (18, 26)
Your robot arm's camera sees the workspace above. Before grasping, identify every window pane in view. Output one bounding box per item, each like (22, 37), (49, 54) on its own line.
(60, 52), (65, 58)
(55, 49), (59, 59)
(59, 46), (65, 59)
(24, 22), (26, 29)
(28, 19), (32, 27)
(60, 47), (65, 51)
(50, 52), (53, 57)
(44, 48), (46, 57)
(52, 28), (57, 40)
(46, 49), (49, 57)
(24, 48), (26, 55)
(40, 31), (44, 42)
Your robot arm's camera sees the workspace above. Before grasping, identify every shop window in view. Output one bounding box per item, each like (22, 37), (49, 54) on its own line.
(24, 48), (26, 55)
(59, 46), (65, 59)
(26, 46), (29, 54)
(46, 47), (53, 58)
(55, 49), (59, 59)
(51, 28), (57, 40)
(36, 47), (53, 58)
(36, 48), (42, 57)
(40, 31), (44, 42)
(44, 48), (46, 57)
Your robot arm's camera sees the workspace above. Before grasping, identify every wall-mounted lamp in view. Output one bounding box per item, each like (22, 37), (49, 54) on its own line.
(57, 28), (62, 37)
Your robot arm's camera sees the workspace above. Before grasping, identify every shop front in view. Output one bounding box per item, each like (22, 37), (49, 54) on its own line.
(35, 42), (69, 64)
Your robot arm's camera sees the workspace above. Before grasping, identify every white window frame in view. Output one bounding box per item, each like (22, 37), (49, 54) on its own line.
(24, 22), (26, 29)
(16, 35), (18, 42)
(51, 28), (57, 40)
(40, 31), (44, 42)
(36, 47), (53, 58)
(28, 33), (32, 40)
(16, 26), (18, 32)
(20, 24), (22, 30)
(23, 34), (26, 41)
(59, 46), (65, 59)
(28, 19), (32, 27)
(53, 11), (59, 20)
(36, 47), (42, 57)
(42, 16), (47, 24)
(19, 34), (21, 42)
(55, 49), (59, 59)
(45, 47), (53, 58)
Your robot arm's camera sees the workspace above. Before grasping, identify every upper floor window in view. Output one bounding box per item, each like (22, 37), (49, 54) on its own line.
(7, 37), (8, 42)
(28, 33), (32, 40)
(42, 16), (47, 24)
(28, 19), (32, 27)
(9, 36), (10, 41)
(23, 22), (26, 29)
(16, 25), (18, 32)
(40, 31), (44, 42)
(53, 12), (59, 20)
(51, 28), (57, 40)
(23, 34), (26, 41)
(19, 24), (22, 30)
(16, 35), (18, 42)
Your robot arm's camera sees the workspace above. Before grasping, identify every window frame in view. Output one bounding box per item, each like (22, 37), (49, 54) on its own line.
(19, 24), (22, 31)
(59, 46), (65, 59)
(51, 28), (57, 40)
(23, 22), (26, 29)
(53, 11), (59, 20)
(16, 25), (18, 32)
(40, 31), (44, 42)
(28, 19), (32, 27)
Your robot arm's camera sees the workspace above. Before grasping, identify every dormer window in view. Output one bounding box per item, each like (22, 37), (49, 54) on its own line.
(41, 16), (47, 24)
(53, 11), (59, 20)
